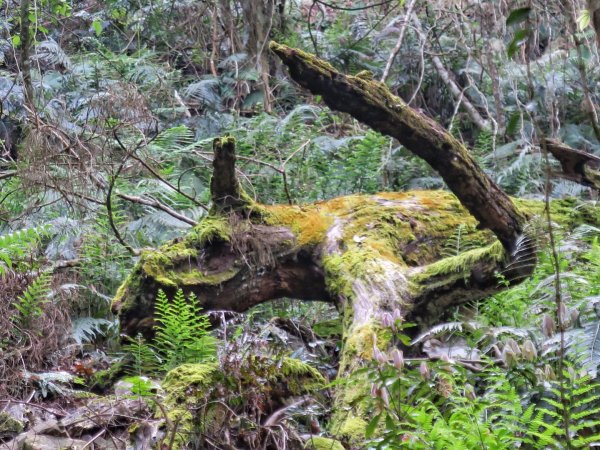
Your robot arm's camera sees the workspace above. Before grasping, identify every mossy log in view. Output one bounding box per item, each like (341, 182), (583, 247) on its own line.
(111, 46), (600, 447)
(111, 177), (595, 446)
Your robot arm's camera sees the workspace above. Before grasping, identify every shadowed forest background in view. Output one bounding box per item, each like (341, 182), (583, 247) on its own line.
(2, 0), (600, 449)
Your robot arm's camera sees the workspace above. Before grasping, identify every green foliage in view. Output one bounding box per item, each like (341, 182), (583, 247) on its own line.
(441, 224), (485, 258)
(122, 289), (217, 376)
(12, 271), (51, 327)
(3, 0), (600, 442)
(119, 375), (155, 397)
(365, 341), (600, 449)
(154, 289), (217, 369)
(122, 334), (160, 376)
(0, 227), (45, 275)
(361, 227), (600, 448)
(79, 208), (132, 298)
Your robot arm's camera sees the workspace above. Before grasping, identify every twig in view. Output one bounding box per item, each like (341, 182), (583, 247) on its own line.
(412, 15), (491, 131)
(381, 0), (417, 83)
(0, 399), (67, 417)
(81, 429), (106, 449)
(116, 193), (198, 226)
(106, 156), (139, 256)
(113, 129), (208, 212)
(0, 170), (16, 180)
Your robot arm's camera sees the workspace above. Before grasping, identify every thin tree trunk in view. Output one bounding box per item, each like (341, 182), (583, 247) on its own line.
(380, 0), (417, 84)
(19, 0), (34, 107)
(412, 16), (491, 132)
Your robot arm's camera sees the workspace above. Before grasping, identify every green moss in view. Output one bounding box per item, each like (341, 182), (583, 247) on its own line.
(185, 215), (231, 246)
(323, 250), (373, 299)
(130, 216), (239, 290)
(163, 363), (218, 394)
(112, 277), (132, 308)
(269, 41), (338, 77)
(337, 415), (368, 443)
(264, 204), (332, 246)
(515, 196), (600, 228)
(343, 323), (390, 362)
(90, 359), (125, 393)
(281, 357), (326, 394)
(355, 70), (374, 80)
(162, 363), (219, 448)
(305, 436), (345, 450)
(0, 411), (23, 435)
(215, 135), (235, 147)
(312, 318), (342, 338)
(413, 240), (506, 285)
(170, 268), (238, 286)
(111, 264), (144, 314)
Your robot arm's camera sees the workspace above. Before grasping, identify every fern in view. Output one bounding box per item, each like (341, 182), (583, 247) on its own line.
(122, 334), (161, 376)
(0, 227), (45, 275)
(33, 39), (72, 70)
(154, 289), (217, 370)
(122, 289), (217, 375)
(12, 271), (51, 327)
(441, 224), (485, 258)
(70, 317), (116, 347)
(183, 78), (222, 110)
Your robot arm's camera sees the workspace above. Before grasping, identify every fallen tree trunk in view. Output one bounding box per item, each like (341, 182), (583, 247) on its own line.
(544, 138), (600, 190)
(111, 45), (592, 447)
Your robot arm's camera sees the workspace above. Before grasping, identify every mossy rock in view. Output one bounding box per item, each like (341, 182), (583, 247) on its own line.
(161, 363), (220, 448)
(280, 357), (326, 394)
(305, 436), (345, 450)
(337, 415), (368, 444)
(0, 411), (24, 437)
(163, 363), (219, 397)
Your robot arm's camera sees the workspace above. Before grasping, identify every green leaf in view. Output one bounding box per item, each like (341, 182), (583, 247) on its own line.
(578, 10), (591, 31)
(91, 19), (103, 36)
(366, 412), (382, 437)
(506, 7), (531, 26)
(507, 29), (530, 58)
(11, 35), (20, 46)
(506, 112), (521, 135)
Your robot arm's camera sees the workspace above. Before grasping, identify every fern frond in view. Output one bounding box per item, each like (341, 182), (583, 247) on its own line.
(12, 271), (51, 326)
(412, 322), (480, 345)
(71, 317), (115, 346)
(0, 227), (45, 274)
(183, 78), (222, 110)
(122, 334), (161, 376)
(152, 289), (217, 371)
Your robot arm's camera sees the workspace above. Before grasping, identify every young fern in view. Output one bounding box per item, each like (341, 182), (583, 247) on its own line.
(122, 289), (217, 376)
(122, 334), (161, 376)
(154, 289), (217, 370)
